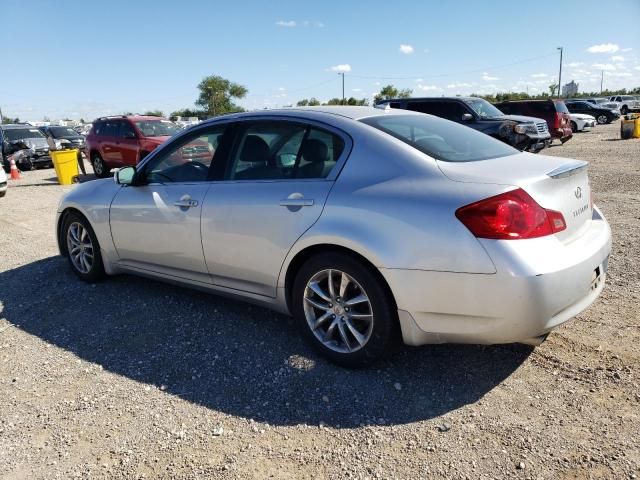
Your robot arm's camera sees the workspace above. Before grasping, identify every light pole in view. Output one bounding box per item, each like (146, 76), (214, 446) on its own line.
(338, 72), (345, 105)
(600, 70), (604, 94)
(557, 47), (563, 98)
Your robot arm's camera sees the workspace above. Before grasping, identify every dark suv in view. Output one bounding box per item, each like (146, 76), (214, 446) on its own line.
(495, 99), (572, 144)
(39, 125), (86, 151)
(376, 97), (551, 152)
(86, 115), (181, 177)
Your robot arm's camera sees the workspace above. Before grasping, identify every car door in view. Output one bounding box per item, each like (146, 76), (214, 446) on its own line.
(109, 124), (229, 283)
(118, 121), (140, 166)
(200, 118), (351, 297)
(100, 120), (122, 164)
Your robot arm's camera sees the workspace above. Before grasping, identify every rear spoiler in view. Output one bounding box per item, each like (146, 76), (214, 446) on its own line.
(546, 160), (588, 179)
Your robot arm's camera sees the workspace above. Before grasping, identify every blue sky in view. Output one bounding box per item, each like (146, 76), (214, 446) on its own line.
(1, 0), (639, 121)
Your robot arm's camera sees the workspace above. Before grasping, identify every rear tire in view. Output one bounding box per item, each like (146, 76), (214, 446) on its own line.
(621, 106), (628, 116)
(292, 252), (398, 368)
(62, 212), (105, 282)
(91, 153), (109, 178)
(596, 114), (609, 125)
(570, 121), (578, 132)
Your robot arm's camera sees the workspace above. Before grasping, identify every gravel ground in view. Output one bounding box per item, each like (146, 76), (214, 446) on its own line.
(0, 123), (638, 479)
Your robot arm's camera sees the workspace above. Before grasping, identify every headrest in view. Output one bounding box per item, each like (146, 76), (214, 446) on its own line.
(300, 138), (329, 164)
(240, 135), (270, 163)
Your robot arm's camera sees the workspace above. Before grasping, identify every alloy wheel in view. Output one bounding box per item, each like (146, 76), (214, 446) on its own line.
(93, 156), (104, 175)
(303, 269), (374, 353)
(597, 115), (608, 125)
(66, 222), (94, 274)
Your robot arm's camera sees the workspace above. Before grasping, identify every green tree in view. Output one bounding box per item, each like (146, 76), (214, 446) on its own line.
(296, 99), (309, 107)
(170, 108), (205, 119)
(308, 97), (321, 106)
(196, 75), (248, 116)
(143, 110), (164, 117)
(548, 83), (559, 97)
(295, 98), (321, 107)
(2, 117), (20, 124)
(374, 85), (412, 103)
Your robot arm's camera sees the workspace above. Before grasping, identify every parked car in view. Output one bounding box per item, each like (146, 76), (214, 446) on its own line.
(376, 96), (551, 152)
(568, 113), (596, 132)
(609, 95), (640, 115)
(86, 115), (181, 178)
(495, 100), (573, 144)
(0, 159), (6, 197)
(564, 100), (620, 125)
(39, 125), (87, 152)
(56, 106), (611, 367)
(0, 124), (52, 171)
(582, 98), (621, 112)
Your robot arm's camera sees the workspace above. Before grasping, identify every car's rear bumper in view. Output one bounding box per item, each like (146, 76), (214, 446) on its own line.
(383, 207), (611, 346)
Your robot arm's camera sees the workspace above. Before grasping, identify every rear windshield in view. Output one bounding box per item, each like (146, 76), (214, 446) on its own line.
(360, 114), (517, 162)
(554, 101), (569, 114)
(49, 127), (78, 137)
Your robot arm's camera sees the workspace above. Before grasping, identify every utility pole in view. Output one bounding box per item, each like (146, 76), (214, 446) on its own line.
(338, 73), (345, 105)
(0, 105), (3, 124)
(600, 70), (604, 94)
(557, 47), (563, 98)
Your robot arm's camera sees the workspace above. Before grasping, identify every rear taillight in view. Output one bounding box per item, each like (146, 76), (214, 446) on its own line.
(554, 112), (563, 129)
(455, 188), (566, 240)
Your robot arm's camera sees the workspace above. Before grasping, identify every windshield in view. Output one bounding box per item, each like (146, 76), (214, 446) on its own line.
(361, 114), (517, 162)
(466, 98), (505, 118)
(134, 120), (180, 137)
(3, 128), (45, 141)
(49, 127), (79, 137)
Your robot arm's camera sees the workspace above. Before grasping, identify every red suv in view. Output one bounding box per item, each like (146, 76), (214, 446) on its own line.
(495, 99), (573, 144)
(86, 115), (180, 177)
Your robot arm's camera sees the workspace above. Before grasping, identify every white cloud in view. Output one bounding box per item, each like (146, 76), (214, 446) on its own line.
(417, 84), (440, 92)
(399, 44), (414, 55)
(608, 72), (632, 77)
(567, 62), (584, 67)
(592, 63), (616, 71)
(531, 73), (548, 78)
(352, 88), (362, 92)
(314, 21), (325, 28)
(446, 82), (473, 89)
(635, 66), (640, 71)
(586, 43), (619, 54)
(276, 20), (296, 27)
(482, 72), (499, 81)
(414, 78), (424, 83)
(330, 64), (352, 73)
(611, 55), (625, 62)
(621, 47), (633, 52)
(373, 81), (381, 86)
(278, 87), (286, 91)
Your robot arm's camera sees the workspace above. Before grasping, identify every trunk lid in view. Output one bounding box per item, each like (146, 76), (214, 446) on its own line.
(438, 152), (592, 242)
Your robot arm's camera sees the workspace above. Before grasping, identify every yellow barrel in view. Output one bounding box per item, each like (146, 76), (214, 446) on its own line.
(51, 149), (80, 185)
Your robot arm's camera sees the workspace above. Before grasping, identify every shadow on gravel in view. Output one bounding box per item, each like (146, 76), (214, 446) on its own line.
(1, 256), (532, 428)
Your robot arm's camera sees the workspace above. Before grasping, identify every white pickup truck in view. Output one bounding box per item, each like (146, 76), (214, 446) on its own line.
(610, 95), (640, 115)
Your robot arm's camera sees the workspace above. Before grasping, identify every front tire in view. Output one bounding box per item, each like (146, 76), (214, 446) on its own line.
(570, 121), (578, 132)
(292, 252), (397, 368)
(91, 153), (109, 178)
(621, 106), (628, 116)
(62, 212), (105, 282)
(596, 114), (609, 125)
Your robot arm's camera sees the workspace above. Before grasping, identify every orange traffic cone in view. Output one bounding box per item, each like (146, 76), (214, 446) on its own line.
(9, 157), (21, 180)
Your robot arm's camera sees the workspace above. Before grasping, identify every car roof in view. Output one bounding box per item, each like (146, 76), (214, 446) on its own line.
(199, 106), (423, 125)
(94, 115), (167, 122)
(379, 96), (484, 103)
(0, 124), (35, 129)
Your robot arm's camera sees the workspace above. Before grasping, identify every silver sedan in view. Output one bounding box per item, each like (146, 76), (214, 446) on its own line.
(56, 107), (611, 367)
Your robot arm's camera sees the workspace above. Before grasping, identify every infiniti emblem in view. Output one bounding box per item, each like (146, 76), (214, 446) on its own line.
(575, 187), (582, 199)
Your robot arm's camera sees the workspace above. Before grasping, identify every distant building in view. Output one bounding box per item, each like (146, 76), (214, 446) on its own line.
(562, 80), (579, 97)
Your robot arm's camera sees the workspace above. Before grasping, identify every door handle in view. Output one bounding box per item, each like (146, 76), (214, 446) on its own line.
(279, 198), (314, 207)
(174, 195), (198, 208)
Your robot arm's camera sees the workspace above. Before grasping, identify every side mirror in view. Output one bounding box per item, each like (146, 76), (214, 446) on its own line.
(114, 166), (136, 185)
(461, 113), (473, 121)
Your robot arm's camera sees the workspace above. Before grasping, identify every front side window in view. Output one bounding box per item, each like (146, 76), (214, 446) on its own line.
(361, 114), (517, 162)
(466, 98), (504, 119)
(228, 121), (345, 180)
(143, 125), (227, 183)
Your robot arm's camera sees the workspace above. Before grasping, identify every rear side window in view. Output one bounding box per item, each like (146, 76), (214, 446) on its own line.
(554, 101), (569, 114)
(228, 121), (345, 180)
(407, 101), (468, 122)
(361, 114), (517, 162)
